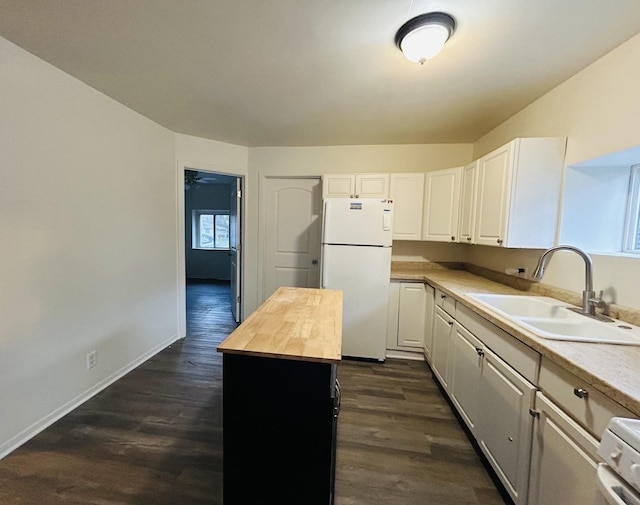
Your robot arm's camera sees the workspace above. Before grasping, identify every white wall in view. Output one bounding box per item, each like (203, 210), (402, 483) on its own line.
(392, 241), (468, 263)
(469, 33), (640, 309)
(175, 133), (249, 173)
(245, 144), (473, 314)
(0, 36), (178, 456)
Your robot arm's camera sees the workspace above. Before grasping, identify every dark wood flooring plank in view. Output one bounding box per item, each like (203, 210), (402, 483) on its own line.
(335, 358), (512, 505)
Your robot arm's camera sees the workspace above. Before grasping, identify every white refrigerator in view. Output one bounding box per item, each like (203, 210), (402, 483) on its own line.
(321, 198), (393, 361)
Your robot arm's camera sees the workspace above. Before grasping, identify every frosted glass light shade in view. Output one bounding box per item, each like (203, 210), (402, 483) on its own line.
(395, 12), (456, 65)
(400, 24), (449, 64)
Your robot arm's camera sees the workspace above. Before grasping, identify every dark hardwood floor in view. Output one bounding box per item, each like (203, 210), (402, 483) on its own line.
(335, 359), (511, 505)
(0, 281), (510, 505)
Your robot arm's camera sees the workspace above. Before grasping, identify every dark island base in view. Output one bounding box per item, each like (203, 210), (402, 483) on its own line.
(222, 353), (339, 505)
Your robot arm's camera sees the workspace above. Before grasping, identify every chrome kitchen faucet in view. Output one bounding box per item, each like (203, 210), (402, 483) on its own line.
(532, 245), (613, 322)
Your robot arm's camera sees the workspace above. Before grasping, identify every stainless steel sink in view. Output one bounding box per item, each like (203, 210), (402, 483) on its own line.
(466, 293), (640, 345)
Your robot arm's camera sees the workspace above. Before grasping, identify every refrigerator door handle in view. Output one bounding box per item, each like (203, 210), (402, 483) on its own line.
(321, 256), (328, 288)
(383, 210), (392, 231)
(322, 199), (330, 243)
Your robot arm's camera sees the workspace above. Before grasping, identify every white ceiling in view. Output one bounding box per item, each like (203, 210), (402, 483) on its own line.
(1, 0), (640, 147)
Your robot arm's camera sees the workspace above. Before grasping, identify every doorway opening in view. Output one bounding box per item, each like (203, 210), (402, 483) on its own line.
(181, 168), (243, 339)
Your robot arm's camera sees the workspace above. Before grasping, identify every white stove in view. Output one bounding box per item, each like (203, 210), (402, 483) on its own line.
(597, 417), (640, 504)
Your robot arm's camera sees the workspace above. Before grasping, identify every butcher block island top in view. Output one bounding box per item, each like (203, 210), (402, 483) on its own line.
(217, 287), (343, 363)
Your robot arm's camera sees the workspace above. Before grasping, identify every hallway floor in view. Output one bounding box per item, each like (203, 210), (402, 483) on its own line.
(0, 281), (509, 504)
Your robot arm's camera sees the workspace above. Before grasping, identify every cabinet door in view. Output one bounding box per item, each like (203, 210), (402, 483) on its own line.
(397, 283), (426, 348)
(386, 281), (400, 351)
(422, 167), (462, 242)
(355, 174), (389, 199)
(458, 161), (478, 244)
(430, 306), (453, 390)
(323, 175), (355, 198)
(389, 173), (425, 241)
(423, 284), (435, 360)
(474, 142), (513, 247)
(528, 392), (599, 505)
(449, 323), (483, 435)
(478, 347), (535, 505)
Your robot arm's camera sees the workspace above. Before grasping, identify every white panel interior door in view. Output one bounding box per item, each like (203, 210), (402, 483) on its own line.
(263, 177), (322, 301)
(229, 177), (241, 323)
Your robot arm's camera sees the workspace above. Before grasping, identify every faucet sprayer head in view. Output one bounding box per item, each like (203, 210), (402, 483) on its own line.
(532, 249), (556, 280)
(532, 261), (545, 280)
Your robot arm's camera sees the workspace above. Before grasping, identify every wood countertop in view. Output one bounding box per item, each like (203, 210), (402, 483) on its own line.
(392, 265), (640, 417)
(217, 287), (342, 364)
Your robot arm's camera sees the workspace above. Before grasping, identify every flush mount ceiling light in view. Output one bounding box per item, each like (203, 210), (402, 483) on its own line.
(395, 12), (456, 65)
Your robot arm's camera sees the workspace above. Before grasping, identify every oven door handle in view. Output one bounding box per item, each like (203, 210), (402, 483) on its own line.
(597, 464), (640, 505)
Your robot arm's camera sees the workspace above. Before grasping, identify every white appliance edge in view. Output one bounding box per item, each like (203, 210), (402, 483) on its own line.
(321, 198), (393, 361)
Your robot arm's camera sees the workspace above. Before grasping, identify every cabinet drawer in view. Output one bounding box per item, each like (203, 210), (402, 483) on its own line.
(538, 358), (633, 439)
(435, 288), (456, 317)
(455, 303), (540, 384)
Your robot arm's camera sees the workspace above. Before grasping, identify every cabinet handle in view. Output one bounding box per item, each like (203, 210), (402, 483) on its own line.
(475, 347), (484, 356)
(451, 236), (455, 241)
(350, 194), (354, 198)
(497, 238), (503, 245)
(529, 409), (540, 418)
(573, 387), (589, 399)
(448, 321), (454, 326)
(441, 294), (446, 299)
(355, 194), (359, 198)
(467, 237), (472, 242)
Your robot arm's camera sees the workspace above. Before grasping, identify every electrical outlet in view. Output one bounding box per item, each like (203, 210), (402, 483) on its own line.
(87, 350), (97, 370)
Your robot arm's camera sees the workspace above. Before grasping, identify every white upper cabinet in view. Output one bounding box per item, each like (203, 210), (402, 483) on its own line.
(389, 173), (425, 241)
(355, 174), (389, 199)
(323, 174), (354, 198)
(474, 138), (566, 248)
(458, 161), (478, 244)
(322, 174), (388, 199)
(422, 166), (463, 242)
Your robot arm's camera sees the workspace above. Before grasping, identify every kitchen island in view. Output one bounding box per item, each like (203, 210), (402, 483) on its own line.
(217, 287), (342, 505)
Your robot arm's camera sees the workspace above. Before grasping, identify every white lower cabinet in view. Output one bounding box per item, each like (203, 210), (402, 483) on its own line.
(397, 283), (426, 348)
(429, 302), (537, 505)
(386, 281), (429, 353)
(425, 292), (634, 505)
(449, 322), (483, 434)
(431, 305), (454, 390)
(527, 392), (599, 505)
(423, 284), (435, 361)
(477, 347), (536, 504)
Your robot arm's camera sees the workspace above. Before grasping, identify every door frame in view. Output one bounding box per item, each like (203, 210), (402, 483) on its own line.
(257, 175), (322, 304)
(177, 160), (245, 338)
